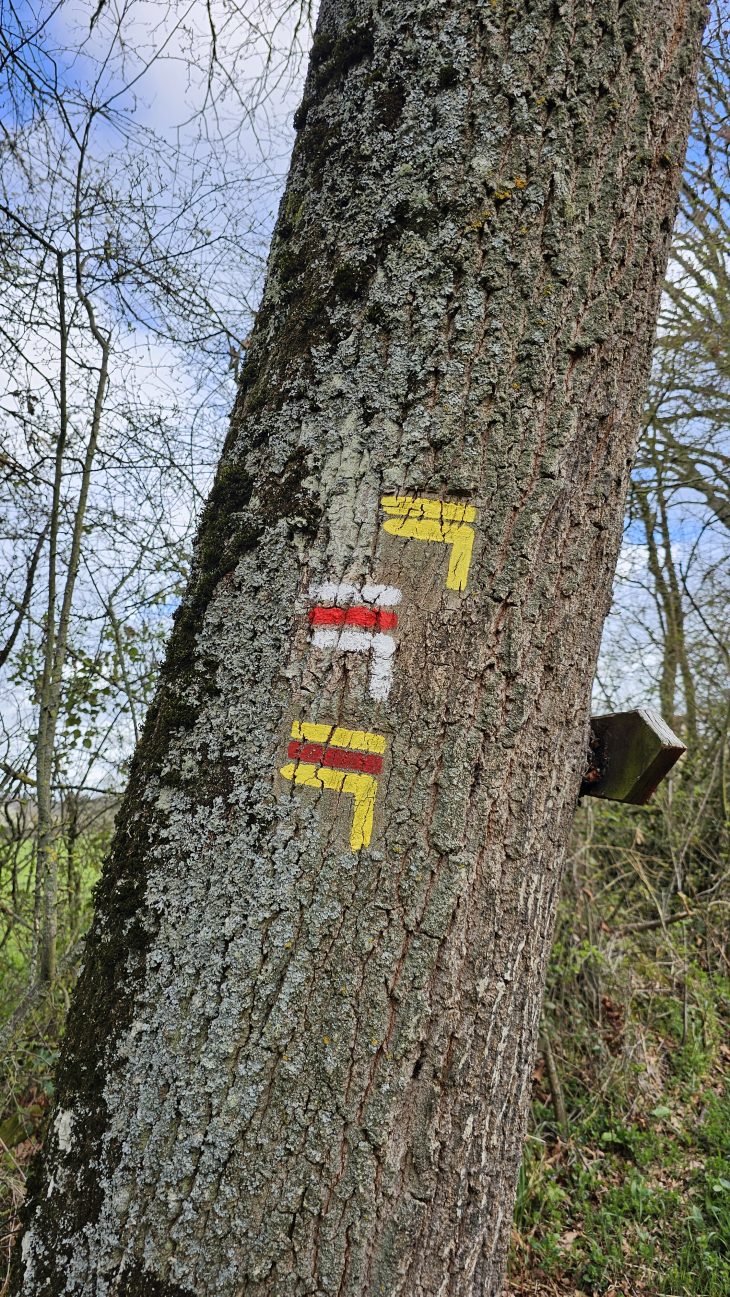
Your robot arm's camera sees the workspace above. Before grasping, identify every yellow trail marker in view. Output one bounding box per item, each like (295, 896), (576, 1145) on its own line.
(381, 495), (476, 591)
(279, 763), (378, 851)
(290, 721), (386, 755)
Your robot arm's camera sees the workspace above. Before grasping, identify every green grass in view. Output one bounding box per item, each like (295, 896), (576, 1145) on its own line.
(509, 958), (730, 1296)
(511, 1090), (730, 1295)
(661, 1093), (730, 1297)
(0, 835), (102, 1000)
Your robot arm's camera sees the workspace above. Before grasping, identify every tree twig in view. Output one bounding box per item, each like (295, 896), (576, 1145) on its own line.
(0, 938), (85, 1055)
(539, 1031), (569, 1142)
(615, 910), (692, 935)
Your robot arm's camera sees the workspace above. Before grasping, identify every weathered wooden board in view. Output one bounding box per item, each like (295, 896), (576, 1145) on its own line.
(581, 708), (686, 804)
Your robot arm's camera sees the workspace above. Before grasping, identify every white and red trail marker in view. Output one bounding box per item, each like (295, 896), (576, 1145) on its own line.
(307, 582), (402, 702)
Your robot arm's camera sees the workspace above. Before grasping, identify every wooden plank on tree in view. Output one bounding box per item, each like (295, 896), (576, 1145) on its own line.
(581, 708), (686, 805)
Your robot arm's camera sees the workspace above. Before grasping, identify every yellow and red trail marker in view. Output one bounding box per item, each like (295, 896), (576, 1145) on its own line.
(280, 721), (386, 851)
(278, 498), (477, 849)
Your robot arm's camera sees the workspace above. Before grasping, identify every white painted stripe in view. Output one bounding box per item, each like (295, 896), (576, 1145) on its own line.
(308, 581), (360, 603)
(361, 584), (402, 606)
(371, 631), (396, 658)
(369, 632), (396, 701)
(310, 627), (343, 651)
(334, 627), (374, 654)
(308, 581), (402, 607)
(311, 627), (372, 654)
(310, 626), (396, 701)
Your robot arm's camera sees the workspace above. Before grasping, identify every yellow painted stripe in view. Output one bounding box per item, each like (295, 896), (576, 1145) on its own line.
(381, 509), (475, 592)
(345, 772), (378, 851)
(382, 518), (475, 591)
(280, 762), (377, 850)
(291, 720), (333, 744)
(290, 721), (386, 755)
(383, 516), (444, 543)
(281, 761), (345, 792)
(449, 503), (476, 522)
(381, 494), (413, 514)
(443, 522), (475, 592)
(330, 726), (386, 754)
(381, 494), (476, 524)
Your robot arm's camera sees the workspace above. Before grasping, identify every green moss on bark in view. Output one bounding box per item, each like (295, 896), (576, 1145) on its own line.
(295, 18), (375, 128)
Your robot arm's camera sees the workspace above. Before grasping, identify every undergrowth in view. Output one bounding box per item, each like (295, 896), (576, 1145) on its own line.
(508, 789), (730, 1297)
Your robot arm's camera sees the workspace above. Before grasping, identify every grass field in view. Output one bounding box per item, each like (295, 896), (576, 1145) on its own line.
(510, 984), (730, 1295)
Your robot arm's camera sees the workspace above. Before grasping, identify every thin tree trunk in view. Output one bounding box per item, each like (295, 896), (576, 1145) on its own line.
(14, 1), (704, 1294)
(64, 793), (81, 939)
(539, 1030), (569, 1143)
(636, 488), (678, 718)
(656, 483), (697, 743)
(34, 251), (69, 985)
(36, 235), (110, 983)
(636, 472), (698, 743)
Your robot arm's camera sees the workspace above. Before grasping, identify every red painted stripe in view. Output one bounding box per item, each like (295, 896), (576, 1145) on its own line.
(375, 609), (398, 630)
(344, 606), (398, 630)
(309, 606), (346, 626)
(287, 740), (383, 776)
(323, 746), (382, 775)
(344, 606), (377, 629)
(308, 605), (398, 631)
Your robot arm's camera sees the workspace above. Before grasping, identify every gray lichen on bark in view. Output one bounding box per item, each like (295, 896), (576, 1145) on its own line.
(13, 0), (705, 1294)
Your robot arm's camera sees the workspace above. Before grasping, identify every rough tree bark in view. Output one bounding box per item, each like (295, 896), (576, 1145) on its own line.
(13, 0), (705, 1293)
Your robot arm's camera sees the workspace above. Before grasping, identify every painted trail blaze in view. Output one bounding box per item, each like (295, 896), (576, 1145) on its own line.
(280, 721), (386, 851)
(307, 581), (402, 702)
(381, 495), (476, 592)
(279, 499), (476, 850)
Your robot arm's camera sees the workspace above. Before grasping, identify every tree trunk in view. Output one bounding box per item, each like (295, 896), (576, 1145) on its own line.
(13, 1), (704, 1293)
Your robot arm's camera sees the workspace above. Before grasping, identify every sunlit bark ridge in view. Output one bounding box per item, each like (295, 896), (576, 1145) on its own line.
(14, 0), (705, 1293)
